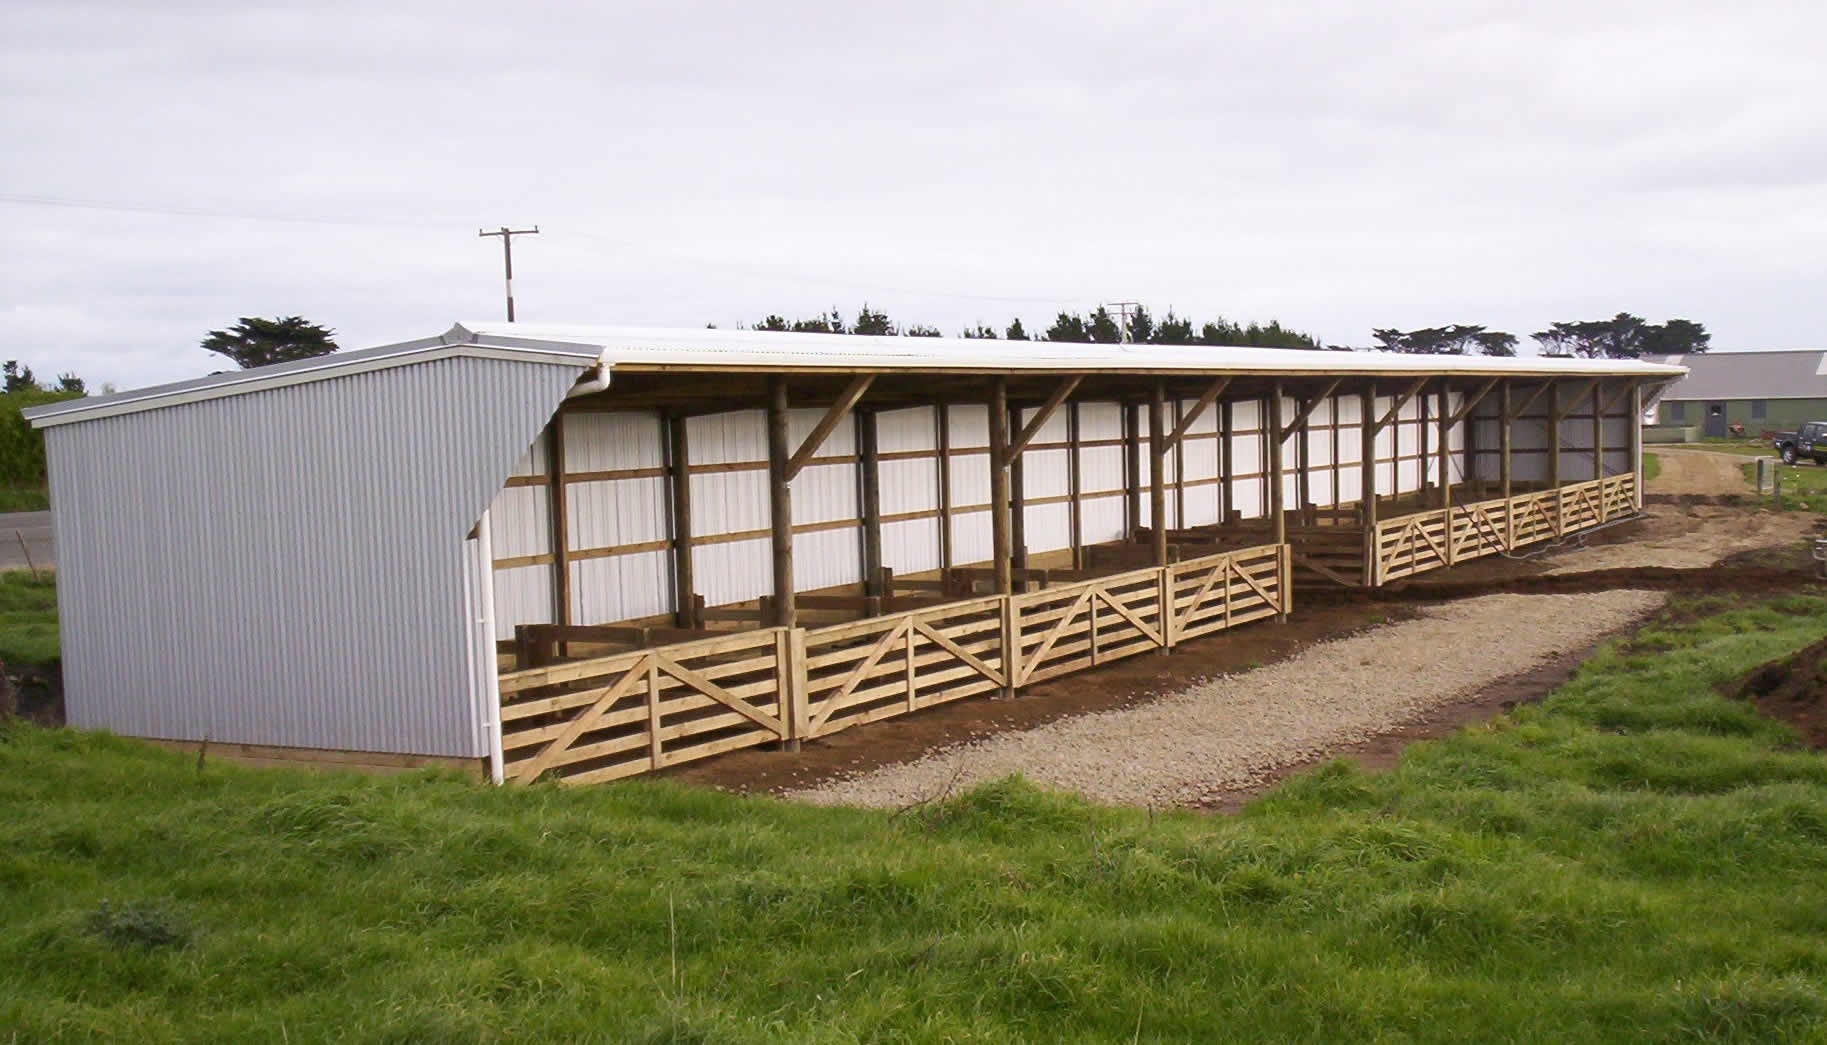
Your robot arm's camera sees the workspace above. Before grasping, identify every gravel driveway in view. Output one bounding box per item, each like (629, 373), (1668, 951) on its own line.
(793, 590), (1664, 808)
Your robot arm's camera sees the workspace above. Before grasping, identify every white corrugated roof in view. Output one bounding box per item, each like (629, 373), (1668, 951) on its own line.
(28, 321), (1686, 429)
(457, 322), (1688, 377)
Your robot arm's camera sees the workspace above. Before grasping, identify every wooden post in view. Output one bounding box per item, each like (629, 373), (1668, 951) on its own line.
(1360, 382), (1377, 587)
(1630, 382), (1643, 511)
(1149, 381), (1171, 653)
(989, 377), (1015, 697)
(935, 404), (953, 570)
(858, 408), (883, 608)
(1067, 401), (1083, 570)
(989, 378), (1013, 596)
(1330, 392), (1341, 509)
(1123, 402), (1141, 538)
(1268, 383), (1287, 619)
(1172, 398), (1187, 530)
(1548, 380), (1564, 535)
(1009, 402), (1028, 575)
(667, 414), (697, 628)
(1149, 382), (1169, 566)
(1592, 381), (1606, 523)
(767, 377), (796, 629)
(1439, 380), (1454, 565)
(548, 415), (572, 630)
(1420, 387), (1431, 500)
(1296, 393), (1312, 521)
(1219, 399), (1235, 524)
(1500, 379), (1513, 548)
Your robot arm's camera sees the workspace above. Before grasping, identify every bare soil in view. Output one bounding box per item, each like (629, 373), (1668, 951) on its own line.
(676, 449), (1820, 803)
(1733, 634), (1827, 750)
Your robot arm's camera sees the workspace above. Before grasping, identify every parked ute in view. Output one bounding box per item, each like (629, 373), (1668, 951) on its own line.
(1772, 421), (1827, 465)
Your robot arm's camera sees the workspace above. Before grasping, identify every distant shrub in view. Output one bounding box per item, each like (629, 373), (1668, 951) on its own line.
(0, 389), (79, 487)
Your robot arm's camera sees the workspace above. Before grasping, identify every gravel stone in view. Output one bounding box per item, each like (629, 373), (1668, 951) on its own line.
(791, 590), (1665, 809)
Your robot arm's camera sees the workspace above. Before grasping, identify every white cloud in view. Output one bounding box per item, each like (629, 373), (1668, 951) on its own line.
(2, 0), (1824, 388)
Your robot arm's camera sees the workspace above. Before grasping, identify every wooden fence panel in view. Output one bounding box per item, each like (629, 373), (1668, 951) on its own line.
(1374, 509), (1451, 582)
(1009, 566), (1163, 687)
(1169, 544), (1286, 642)
(1559, 479), (1603, 532)
(800, 595), (1006, 739)
(1448, 499), (1510, 564)
(497, 628), (789, 785)
(1510, 490), (1560, 548)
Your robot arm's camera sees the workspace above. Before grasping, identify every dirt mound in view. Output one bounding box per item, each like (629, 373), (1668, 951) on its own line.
(1734, 636), (1827, 749)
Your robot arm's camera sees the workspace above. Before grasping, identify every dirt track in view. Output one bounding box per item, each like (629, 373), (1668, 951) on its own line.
(1648, 447), (1759, 495)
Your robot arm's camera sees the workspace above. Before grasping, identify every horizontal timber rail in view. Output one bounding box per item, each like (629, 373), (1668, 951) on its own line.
(1373, 474), (1637, 585)
(498, 541), (1291, 783)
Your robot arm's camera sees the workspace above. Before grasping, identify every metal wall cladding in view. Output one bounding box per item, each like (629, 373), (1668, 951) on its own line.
(47, 355), (585, 757)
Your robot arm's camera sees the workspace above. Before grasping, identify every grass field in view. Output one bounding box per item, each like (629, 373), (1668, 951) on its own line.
(1641, 451), (1661, 482)
(0, 569), (58, 665)
(1743, 460), (1827, 515)
(5, 595), (1827, 1041)
(0, 483), (49, 512)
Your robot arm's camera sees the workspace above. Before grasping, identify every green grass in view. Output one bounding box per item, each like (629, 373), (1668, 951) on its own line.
(1678, 441), (1773, 457)
(5, 597), (1827, 1041)
(1642, 451), (1661, 482)
(1742, 460), (1827, 514)
(0, 482), (49, 512)
(0, 568), (58, 665)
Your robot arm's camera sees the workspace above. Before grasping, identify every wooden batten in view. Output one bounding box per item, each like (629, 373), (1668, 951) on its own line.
(1360, 382), (1377, 586)
(1010, 401), (1028, 572)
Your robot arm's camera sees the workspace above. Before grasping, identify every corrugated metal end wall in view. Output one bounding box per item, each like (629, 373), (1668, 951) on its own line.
(46, 356), (587, 758)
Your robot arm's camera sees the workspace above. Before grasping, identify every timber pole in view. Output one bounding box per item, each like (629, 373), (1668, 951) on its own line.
(1592, 381), (1606, 523)
(989, 376), (1015, 697)
(859, 408), (883, 609)
(1360, 382), (1377, 587)
(989, 377), (1013, 596)
(1149, 380), (1169, 566)
(1439, 379), (1454, 565)
(1269, 381), (1288, 619)
(667, 414), (696, 628)
(1500, 379), (1513, 548)
(767, 377), (795, 629)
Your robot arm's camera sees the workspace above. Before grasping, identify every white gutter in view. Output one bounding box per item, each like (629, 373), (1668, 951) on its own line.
(475, 509), (505, 785)
(565, 360), (610, 398)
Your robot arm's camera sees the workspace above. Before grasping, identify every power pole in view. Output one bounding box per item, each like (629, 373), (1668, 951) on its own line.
(478, 226), (539, 321)
(1106, 301), (1141, 343)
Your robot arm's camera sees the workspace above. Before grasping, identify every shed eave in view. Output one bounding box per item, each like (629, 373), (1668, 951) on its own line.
(25, 337), (603, 429)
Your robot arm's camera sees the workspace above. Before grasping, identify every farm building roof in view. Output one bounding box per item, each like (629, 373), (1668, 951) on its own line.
(1643, 350), (1827, 402)
(28, 321), (1686, 429)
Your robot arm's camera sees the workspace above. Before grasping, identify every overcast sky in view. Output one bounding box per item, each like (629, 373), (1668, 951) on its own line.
(3, 0), (1823, 389)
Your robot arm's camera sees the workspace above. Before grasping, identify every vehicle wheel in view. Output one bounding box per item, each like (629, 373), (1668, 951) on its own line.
(1782, 446), (1797, 465)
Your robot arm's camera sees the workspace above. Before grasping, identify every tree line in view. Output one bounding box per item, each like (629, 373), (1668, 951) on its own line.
(1372, 313), (1711, 359)
(752, 304), (1322, 349)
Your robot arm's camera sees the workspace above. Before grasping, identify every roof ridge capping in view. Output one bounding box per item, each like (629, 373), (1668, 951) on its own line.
(23, 324), (604, 430)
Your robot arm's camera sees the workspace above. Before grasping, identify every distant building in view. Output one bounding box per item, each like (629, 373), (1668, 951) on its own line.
(1644, 350), (1827, 436)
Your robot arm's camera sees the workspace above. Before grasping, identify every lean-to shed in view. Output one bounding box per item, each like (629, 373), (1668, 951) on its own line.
(28, 323), (1683, 780)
